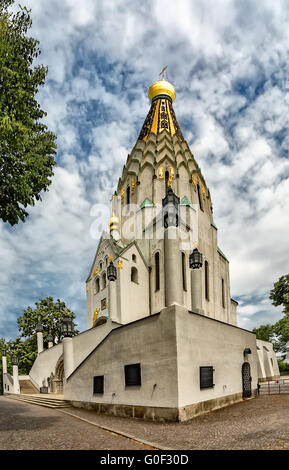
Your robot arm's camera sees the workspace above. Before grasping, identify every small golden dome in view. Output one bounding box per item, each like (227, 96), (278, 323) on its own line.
(109, 213), (120, 231)
(148, 80), (176, 102)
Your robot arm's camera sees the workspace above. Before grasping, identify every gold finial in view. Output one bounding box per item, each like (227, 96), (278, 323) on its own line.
(109, 211), (120, 232)
(159, 65), (168, 80)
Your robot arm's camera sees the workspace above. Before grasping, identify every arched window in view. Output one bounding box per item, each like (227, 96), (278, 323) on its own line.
(197, 184), (203, 211)
(95, 278), (100, 294)
(205, 261), (209, 300)
(155, 252), (160, 291)
(132, 254), (136, 262)
(131, 267), (138, 284)
(222, 278), (225, 308)
(182, 252), (187, 291)
(105, 256), (108, 267)
(165, 170), (169, 194)
(102, 272), (106, 290)
(126, 186), (130, 205)
(99, 261), (103, 272)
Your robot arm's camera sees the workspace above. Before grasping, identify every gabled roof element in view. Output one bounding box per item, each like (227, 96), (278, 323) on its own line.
(139, 197), (154, 209)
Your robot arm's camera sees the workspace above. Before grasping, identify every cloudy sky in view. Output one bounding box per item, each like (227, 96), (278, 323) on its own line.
(1, 0), (289, 340)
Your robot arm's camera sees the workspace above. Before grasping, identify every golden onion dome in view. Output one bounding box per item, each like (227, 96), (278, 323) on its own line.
(148, 80), (176, 102)
(109, 213), (120, 230)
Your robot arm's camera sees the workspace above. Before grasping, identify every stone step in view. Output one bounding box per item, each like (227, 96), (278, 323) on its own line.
(5, 394), (71, 408)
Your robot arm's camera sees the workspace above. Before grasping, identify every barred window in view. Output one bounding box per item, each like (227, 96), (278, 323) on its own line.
(125, 363), (141, 386)
(200, 366), (215, 389)
(93, 376), (104, 394)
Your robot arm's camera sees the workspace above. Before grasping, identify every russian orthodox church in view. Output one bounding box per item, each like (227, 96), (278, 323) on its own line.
(2, 76), (279, 421)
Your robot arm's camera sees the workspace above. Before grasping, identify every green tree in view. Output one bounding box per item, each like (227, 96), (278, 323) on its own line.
(9, 335), (37, 375)
(17, 296), (78, 344)
(272, 315), (289, 354)
(0, 0), (56, 225)
(252, 324), (273, 342)
(269, 274), (289, 315)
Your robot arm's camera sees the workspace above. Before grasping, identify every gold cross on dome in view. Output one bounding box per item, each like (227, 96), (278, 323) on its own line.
(159, 66), (168, 80)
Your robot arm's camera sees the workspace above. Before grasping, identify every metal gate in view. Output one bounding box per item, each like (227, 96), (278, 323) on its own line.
(242, 362), (252, 398)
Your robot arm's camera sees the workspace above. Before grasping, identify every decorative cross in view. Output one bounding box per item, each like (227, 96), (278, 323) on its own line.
(159, 66), (168, 80)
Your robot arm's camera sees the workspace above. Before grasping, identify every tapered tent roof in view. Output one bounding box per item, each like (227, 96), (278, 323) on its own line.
(138, 79), (184, 142)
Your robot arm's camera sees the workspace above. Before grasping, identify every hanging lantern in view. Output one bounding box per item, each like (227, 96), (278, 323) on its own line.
(107, 260), (117, 281)
(189, 248), (203, 269)
(61, 317), (74, 338)
(11, 354), (18, 365)
(35, 322), (43, 333)
(162, 187), (180, 227)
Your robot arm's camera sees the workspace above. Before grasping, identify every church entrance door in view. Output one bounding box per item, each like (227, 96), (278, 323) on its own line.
(52, 357), (64, 394)
(242, 362), (252, 398)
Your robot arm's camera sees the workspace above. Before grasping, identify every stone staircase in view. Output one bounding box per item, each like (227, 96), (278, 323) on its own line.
(5, 393), (71, 409)
(19, 379), (39, 395)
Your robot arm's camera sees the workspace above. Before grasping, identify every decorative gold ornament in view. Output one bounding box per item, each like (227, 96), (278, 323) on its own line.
(168, 167), (174, 186)
(86, 284), (88, 293)
(148, 80), (176, 102)
(93, 268), (98, 276)
(159, 65), (168, 80)
(93, 308), (99, 324)
(159, 167), (164, 179)
(192, 176), (197, 188)
(109, 212), (120, 232)
(121, 188), (124, 200)
(109, 255), (113, 263)
(117, 260), (123, 269)
(131, 179), (135, 193)
(202, 185), (205, 195)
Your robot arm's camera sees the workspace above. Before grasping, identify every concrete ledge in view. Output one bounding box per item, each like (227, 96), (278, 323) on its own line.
(178, 390), (258, 422)
(69, 400), (179, 422)
(69, 390), (258, 422)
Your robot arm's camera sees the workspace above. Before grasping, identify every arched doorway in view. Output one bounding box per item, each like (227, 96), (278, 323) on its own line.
(51, 356), (64, 394)
(242, 362), (252, 399)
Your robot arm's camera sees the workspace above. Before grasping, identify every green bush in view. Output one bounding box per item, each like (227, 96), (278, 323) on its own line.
(278, 361), (289, 372)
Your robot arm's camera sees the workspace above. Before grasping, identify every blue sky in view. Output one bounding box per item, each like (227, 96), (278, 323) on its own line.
(1, 0), (289, 340)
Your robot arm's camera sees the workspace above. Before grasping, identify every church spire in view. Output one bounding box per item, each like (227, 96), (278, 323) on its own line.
(138, 75), (184, 142)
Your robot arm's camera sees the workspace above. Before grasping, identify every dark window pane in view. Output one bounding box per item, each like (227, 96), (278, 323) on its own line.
(93, 375), (104, 394)
(155, 252), (160, 291)
(197, 184), (203, 211)
(200, 366), (214, 389)
(125, 363), (141, 386)
(205, 261), (209, 300)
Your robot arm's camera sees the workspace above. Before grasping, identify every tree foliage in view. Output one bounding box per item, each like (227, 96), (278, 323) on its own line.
(17, 296), (79, 344)
(269, 274), (289, 315)
(252, 324), (273, 342)
(1, 297), (78, 391)
(253, 274), (289, 355)
(0, 0), (57, 225)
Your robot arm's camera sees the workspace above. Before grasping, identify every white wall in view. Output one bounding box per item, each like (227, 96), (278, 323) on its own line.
(29, 342), (63, 388)
(65, 311), (179, 408)
(256, 339), (280, 380)
(175, 305), (258, 408)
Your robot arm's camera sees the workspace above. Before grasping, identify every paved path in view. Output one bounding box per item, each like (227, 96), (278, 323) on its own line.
(57, 395), (289, 450)
(1, 395), (288, 450)
(0, 397), (148, 450)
